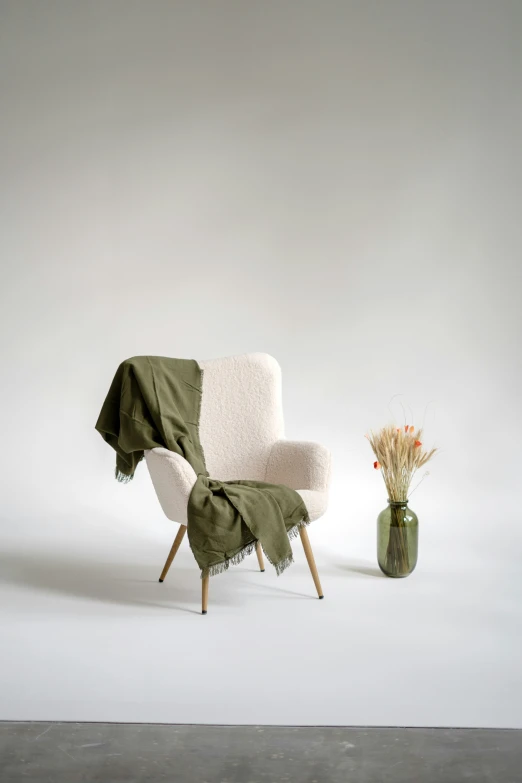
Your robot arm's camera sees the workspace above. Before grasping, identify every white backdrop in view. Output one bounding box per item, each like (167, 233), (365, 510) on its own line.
(1, 0), (521, 728)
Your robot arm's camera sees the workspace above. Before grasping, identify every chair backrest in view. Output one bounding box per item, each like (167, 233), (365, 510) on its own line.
(198, 353), (285, 481)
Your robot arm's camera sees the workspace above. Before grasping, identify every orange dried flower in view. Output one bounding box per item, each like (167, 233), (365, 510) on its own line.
(374, 461), (381, 469)
(414, 440), (422, 447)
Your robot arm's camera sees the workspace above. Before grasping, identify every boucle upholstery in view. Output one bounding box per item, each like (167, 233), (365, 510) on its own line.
(146, 447), (197, 526)
(145, 353), (330, 526)
(198, 353), (284, 481)
(265, 440), (331, 492)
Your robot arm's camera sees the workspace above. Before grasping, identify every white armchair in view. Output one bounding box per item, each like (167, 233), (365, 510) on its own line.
(145, 353), (331, 612)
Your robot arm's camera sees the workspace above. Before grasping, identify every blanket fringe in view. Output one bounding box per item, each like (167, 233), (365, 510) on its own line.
(287, 513), (311, 542)
(115, 454), (143, 483)
(115, 468), (133, 483)
(203, 539), (257, 579)
(201, 513), (311, 579)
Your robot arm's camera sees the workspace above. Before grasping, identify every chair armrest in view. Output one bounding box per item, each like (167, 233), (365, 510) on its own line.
(265, 440), (331, 492)
(145, 448), (198, 525)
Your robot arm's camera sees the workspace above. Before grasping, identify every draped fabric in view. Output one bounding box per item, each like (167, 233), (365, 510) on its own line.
(95, 356), (309, 577)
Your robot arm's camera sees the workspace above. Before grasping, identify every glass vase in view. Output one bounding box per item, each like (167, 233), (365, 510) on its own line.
(377, 500), (418, 578)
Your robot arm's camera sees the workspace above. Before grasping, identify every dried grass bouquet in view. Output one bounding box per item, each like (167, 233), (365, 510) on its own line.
(366, 424), (437, 502)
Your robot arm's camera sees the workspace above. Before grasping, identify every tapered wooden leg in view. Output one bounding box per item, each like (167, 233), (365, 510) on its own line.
(202, 574), (209, 614)
(256, 541), (265, 572)
(299, 527), (324, 599)
(158, 525), (187, 583)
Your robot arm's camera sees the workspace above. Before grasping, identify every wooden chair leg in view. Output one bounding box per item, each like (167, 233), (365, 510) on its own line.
(255, 541), (265, 572)
(158, 524), (187, 583)
(202, 574), (209, 614)
(299, 527), (324, 599)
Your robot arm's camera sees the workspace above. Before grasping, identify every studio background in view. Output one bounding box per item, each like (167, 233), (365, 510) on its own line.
(1, 0), (521, 727)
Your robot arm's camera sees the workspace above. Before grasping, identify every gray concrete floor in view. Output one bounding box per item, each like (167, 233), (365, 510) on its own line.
(0, 722), (520, 783)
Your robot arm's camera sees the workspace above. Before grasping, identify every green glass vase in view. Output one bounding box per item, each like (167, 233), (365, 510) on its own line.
(377, 500), (418, 578)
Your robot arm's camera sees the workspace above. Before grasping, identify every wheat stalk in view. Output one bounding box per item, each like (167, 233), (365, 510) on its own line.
(366, 424), (437, 502)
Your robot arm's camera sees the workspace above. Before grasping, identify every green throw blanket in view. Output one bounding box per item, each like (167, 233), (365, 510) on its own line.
(95, 356), (309, 578)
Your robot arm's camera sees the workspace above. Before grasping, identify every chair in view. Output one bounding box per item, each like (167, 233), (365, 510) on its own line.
(145, 353), (331, 613)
